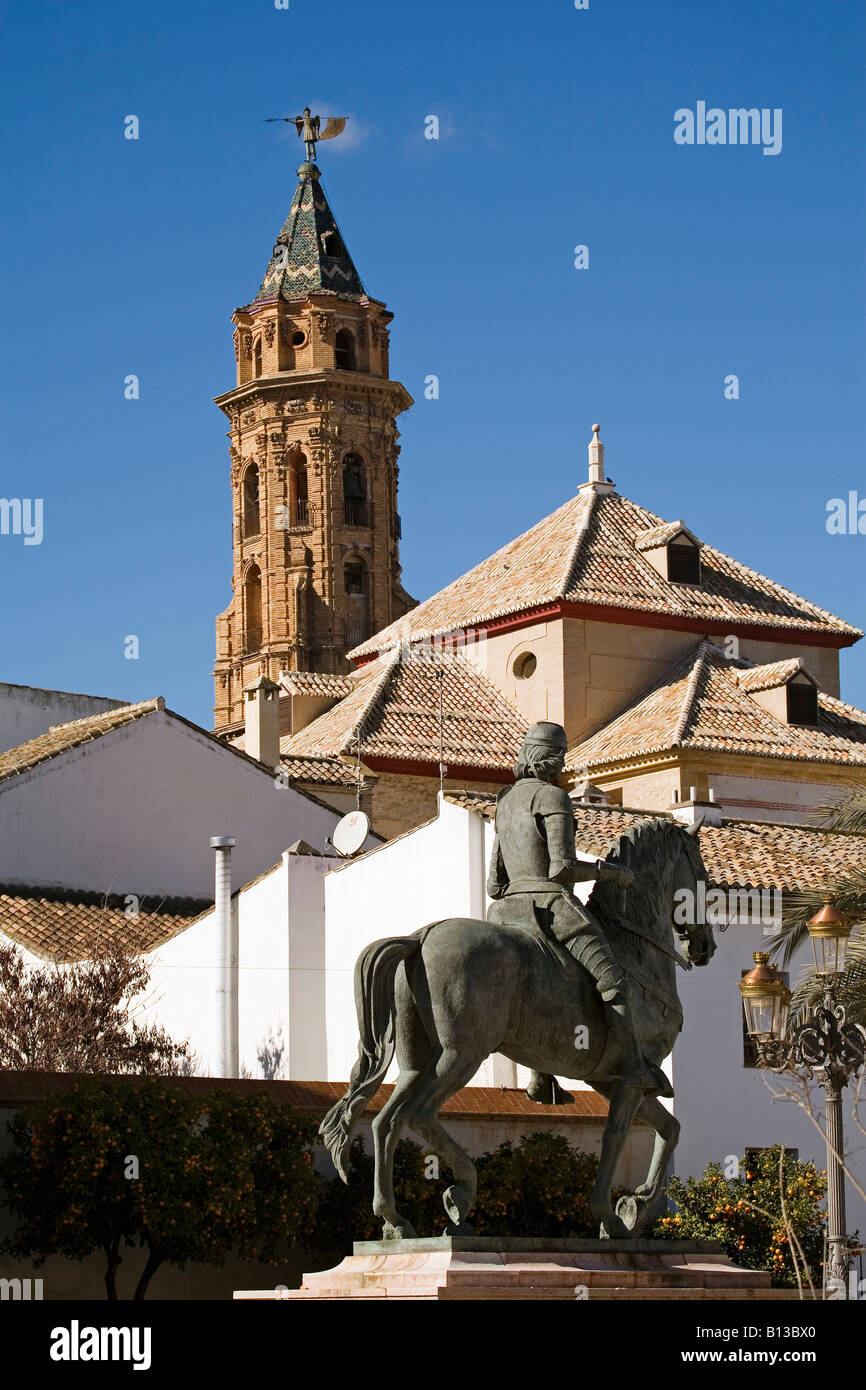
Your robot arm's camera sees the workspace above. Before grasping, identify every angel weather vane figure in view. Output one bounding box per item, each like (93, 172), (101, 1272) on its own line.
(264, 107), (347, 163)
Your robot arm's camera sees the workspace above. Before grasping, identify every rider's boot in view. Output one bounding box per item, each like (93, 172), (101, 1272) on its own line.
(606, 997), (673, 1097)
(526, 1072), (575, 1105)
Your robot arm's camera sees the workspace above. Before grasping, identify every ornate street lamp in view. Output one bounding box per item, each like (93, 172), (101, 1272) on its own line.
(739, 900), (866, 1299)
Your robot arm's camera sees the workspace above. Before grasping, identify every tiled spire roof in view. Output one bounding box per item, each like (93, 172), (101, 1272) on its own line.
(251, 164), (366, 306)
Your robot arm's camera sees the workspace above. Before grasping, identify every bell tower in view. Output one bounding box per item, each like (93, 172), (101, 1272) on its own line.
(213, 155), (414, 730)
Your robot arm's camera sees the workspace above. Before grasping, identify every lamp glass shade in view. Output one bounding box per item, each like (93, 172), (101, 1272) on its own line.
(739, 953), (791, 1041)
(807, 899), (852, 977)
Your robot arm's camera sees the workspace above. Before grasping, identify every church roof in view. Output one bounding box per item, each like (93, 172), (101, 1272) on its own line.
(250, 168), (366, 306)
(349, 489), (861, 659)
(444, 790), (866, 893)
(564, 641), (866, 771)
(280, 650), (527, 772)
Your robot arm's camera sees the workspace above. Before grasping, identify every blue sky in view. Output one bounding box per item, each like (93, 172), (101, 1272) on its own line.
(1, 0), (864, 728)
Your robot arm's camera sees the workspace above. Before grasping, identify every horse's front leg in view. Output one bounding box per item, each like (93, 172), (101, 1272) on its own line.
(625, 1094), (680, 1213)
(591, 1079), (645, 1239)
(371, 1069), (421, 1239)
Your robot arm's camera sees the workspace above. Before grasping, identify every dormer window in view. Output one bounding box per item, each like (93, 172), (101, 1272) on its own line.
(736, 661), (821, 728)
(786, 678), (819, 727)
(321, 230), (344, 259)
(634, 521), (703, 586)
(667, 539), (701, 585)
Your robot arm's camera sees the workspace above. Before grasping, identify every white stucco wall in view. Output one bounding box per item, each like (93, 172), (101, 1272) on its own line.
(145, 851), (334, 1080)
(0, 682), (122, 753)
(0, 709), (350, 897)
(323, 796), (495, 1083)
(674, 917), (866, 1233)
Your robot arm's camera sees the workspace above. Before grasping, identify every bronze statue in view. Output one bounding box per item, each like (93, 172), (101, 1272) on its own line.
(487, 721), (671, 1103)
(321, 722), (716, 1241)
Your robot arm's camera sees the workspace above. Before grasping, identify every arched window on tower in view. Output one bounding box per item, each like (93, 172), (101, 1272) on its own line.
(334, 328), (355, 371)
(242, 464), (260, 538)
(289, 450), (309, 526)
(244, 565), (262, 654)
(342, 453), (367, 527)
(253, 336), (263, 378)
(344, 556), (369, 649)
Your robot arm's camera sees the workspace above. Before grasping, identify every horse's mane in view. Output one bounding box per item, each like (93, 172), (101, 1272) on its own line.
(587, 817), (687, 940)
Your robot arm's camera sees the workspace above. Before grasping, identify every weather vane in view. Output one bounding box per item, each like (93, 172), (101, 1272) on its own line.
(263, 107), (347, 163)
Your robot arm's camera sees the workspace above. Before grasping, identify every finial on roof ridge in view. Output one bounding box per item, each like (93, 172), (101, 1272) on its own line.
(579, 422), (615, 496)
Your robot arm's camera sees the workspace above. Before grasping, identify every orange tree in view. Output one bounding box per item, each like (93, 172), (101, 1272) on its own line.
(0, 1078), (320, 1298)
(654, 1146), (827, 1287)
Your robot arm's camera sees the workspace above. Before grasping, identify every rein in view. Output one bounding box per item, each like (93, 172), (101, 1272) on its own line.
(612, 915), (693, 970)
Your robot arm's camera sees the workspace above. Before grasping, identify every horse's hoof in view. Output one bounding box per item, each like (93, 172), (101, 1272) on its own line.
(443, 1220), (474, 1236)
(443, 1183), (475, 1228)
(382, 1219), (417, 1241)
(598, 1211), (631, 1240)
(614, 1195), (640, 1231)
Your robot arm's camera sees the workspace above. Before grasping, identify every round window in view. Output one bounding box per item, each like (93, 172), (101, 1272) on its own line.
(513, 652), (537, 680)
(291, 330), (306, 347)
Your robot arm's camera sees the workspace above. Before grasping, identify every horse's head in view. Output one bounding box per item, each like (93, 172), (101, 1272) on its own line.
(671, 818), (716, 968)
(590, 815), (716, 968)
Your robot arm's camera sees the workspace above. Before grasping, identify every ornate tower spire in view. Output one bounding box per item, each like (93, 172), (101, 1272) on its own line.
(212, 154), (415, 731)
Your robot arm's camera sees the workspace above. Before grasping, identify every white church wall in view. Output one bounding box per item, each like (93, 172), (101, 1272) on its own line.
(0, 709), (347, 897)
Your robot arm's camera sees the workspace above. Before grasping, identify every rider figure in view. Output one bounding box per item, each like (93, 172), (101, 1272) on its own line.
(486, 721), (672, 1103)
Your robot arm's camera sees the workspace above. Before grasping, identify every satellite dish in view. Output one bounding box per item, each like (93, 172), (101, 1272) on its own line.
(331, 810), (369, 857)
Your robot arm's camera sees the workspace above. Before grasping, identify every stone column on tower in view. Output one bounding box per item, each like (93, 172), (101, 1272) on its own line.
(212, 158), (415, 730)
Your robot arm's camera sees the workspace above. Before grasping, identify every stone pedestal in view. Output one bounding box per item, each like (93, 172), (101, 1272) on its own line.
(235, 1237), (798, 1301)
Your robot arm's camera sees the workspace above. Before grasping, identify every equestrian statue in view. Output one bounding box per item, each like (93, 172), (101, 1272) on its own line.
(320, 721), (716, 1241)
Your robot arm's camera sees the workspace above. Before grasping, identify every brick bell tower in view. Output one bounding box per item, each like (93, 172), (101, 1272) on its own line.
(213, 152), (415, 730)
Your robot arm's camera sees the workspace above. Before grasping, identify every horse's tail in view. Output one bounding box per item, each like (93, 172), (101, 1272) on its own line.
(319, 933), (422, 1182)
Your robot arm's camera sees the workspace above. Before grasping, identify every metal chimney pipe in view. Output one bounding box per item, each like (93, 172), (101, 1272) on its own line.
(210, 836), (238, 1078)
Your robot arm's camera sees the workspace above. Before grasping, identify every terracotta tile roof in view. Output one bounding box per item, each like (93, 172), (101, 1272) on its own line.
(565, 642), (866, 771)
(0, 887), (209, 963)
(282, 651), (527, 772)
(735, 657), (810, 693)
(634, 520), (700, 551)
(0, 1071), (610, 1120)
(279, 672), (354, 698)
(350, 490), (861, 658)
(278, 751), (365, 786)
(443, 790), (866, 893)
(0, 699), (163, 784)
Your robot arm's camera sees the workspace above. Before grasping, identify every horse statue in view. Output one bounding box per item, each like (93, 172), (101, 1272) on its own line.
(321, 725), (716, 1243)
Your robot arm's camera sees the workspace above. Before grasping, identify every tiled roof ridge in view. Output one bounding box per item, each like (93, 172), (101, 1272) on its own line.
(672, 641), (711, 744)
(0, 884), (208, 914)
(0, 699), (163, 784)
(348, 492), (588, 657)
(634, 519), (702, 551)
(735, 656), (811, 693)
(337, 648), (403, 755)
(45, 696), (162, 735)
(557, 487), (599, 593)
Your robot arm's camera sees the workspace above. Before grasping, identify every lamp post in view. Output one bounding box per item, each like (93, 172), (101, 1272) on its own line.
(738, 898), (866, 1299)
